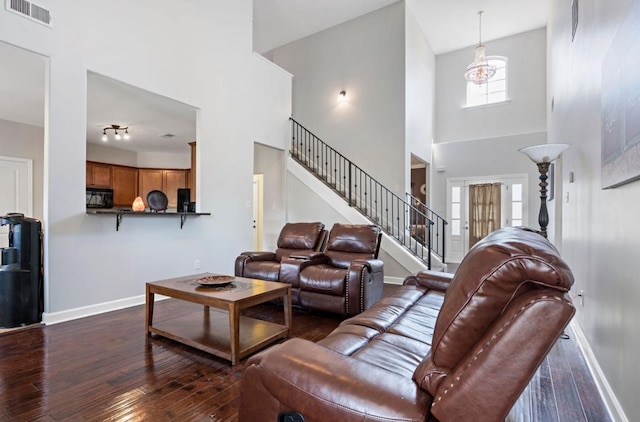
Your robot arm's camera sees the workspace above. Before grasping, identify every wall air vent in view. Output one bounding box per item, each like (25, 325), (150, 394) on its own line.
(6, 0), (52, 27)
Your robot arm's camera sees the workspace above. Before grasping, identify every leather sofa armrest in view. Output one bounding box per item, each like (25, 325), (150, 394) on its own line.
(235, 251), (278, 277)
(352, 258), (384, 272)
(238, 251), (277, 261)
(403, 269), (454, 292)
(288, 251), (325, 260)
(239, 339), (430, 422)
(347, 259), (384, 315)
(279, 255), (328, 286)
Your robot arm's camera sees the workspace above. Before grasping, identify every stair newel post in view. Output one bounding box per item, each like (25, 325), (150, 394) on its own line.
(441, 218), (447, 264)
(348, 162), (353, 207)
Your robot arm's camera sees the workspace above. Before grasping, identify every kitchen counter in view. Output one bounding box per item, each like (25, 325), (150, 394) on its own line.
(86, 209), (211, 230)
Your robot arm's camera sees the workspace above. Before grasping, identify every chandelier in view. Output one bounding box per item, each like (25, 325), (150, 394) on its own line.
(464, 11), (496, 85)
(101, 124), (130, 141)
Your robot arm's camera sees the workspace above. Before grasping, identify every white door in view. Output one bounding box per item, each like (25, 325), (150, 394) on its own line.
(252, 174), (264, 251)
(446, 174), (528, 262)
(0, 156), (33, 248)
(446, 180), (467, 262)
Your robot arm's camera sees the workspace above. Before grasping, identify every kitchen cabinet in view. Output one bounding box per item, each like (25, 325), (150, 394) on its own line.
(138, 169), (187, 209)
(86, 161), (113, 188)
(112, 166), (138, 207)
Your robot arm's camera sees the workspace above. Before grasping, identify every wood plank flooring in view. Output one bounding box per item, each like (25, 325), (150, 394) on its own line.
(0, 285), (610, 422)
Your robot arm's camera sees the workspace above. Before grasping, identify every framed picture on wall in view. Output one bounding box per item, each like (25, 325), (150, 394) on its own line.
(601, 0), (640, 188)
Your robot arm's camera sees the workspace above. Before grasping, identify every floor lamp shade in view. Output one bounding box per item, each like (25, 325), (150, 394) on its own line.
(518, 143), (570, 238)
(519, 144), (570, 164)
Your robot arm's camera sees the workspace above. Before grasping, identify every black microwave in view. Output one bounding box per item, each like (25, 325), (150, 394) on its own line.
(86, 187), (114, 209)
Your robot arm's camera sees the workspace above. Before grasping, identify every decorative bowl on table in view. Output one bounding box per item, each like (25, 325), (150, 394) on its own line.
(195, 275), (235, 287)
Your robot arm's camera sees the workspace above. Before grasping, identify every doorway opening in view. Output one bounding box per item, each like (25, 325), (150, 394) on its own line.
(252, 174), (264, 250)
(410, 155), (429, 207)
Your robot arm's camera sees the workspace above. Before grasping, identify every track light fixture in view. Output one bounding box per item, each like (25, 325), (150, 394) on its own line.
(101, 124), (130, 142)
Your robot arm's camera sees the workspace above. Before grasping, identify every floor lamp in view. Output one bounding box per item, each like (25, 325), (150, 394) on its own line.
(518, 143), (570, 239)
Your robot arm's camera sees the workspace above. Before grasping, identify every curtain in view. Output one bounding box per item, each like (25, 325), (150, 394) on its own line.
(469, 183), (501, 247)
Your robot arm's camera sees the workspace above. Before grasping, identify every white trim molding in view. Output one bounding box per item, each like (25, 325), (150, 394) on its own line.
(42, 294), (169, 325)
(570, 320), (628, 422)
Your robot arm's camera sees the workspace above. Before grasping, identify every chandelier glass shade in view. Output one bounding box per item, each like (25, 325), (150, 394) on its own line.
(101, 124), (130, 142)
(465, 11), (496, 85)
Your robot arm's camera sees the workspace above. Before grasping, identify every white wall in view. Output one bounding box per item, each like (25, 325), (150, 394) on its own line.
(136, 151), (190, 169)
(435, 28), (547, 143)
(0, 0), (291, 318)
(270, 2), (407, 196)
(0, 119), (44, 222)
(405, 5), (436, 191)
(549, 0), (637, 419)
(432, 28), (550, 245)
(86, 143), (137, 167)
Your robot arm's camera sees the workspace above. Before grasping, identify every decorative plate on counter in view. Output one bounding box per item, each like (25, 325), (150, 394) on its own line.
(147, 190), (168, 212)
(195, 275), (235, 287)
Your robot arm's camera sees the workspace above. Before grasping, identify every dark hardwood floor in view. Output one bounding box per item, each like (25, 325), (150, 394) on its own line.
(0, 285), (610, 422)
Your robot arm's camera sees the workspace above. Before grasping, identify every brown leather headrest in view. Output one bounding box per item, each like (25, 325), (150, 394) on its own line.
(326, 223), (381, 254)
(430, 227), (574, 373)
(277, 222), (325, 250)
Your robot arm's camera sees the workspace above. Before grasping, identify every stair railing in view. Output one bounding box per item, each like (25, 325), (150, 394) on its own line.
(406, 193), (447, 263)
(290, 117), (447, 268)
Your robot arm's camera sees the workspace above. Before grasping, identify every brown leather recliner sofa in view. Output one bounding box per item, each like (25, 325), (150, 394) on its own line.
(236, 222), (384, 317)
(234, 222), (328, 282)
(238, 227), (575, 422)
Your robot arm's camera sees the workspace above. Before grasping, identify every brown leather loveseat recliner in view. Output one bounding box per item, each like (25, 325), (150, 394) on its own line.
(236, 222), (383, 317)
(234, 222), (327, 282)
(238, 226), (576, 422)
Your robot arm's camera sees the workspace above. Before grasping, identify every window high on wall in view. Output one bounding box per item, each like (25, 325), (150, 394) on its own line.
(466, 56), (508, 107)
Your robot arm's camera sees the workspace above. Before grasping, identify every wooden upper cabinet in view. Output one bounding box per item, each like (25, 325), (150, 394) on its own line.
(138, 168), (187, 209)
(86, 161), (113, 188)
(138, 169), (164, 208)
(112, 166), (138, 207)
(164, 170), (187, 208)
(87, 161), (188, 209)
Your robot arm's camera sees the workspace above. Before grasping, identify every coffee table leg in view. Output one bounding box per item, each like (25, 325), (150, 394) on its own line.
(229, 303), (240, 365)
(283, 287), (292, 333)
(145, 284), (154, 336)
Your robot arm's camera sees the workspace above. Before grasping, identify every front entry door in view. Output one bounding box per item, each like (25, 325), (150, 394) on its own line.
(446, 174), (528, 263)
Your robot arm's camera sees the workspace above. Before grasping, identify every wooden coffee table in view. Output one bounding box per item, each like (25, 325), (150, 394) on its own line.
(145, 273), (291, 365)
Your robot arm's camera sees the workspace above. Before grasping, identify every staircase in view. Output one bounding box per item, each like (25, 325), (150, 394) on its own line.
(290, 117), (447, 270)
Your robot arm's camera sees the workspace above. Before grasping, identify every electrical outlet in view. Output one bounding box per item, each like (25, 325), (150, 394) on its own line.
(577, 290), (584, 307)
(194, 259), (201, 270)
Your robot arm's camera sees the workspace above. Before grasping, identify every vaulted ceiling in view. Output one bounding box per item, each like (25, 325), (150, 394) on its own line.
(1, 0), (548, 153)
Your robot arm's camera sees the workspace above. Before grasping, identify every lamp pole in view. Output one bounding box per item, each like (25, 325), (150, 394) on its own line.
(518, 143), (570, 239)
(536, 162), (551, 238)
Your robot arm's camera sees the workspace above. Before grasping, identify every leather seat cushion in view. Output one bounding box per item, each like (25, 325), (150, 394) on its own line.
(319, 286), (442, 379)
(299, 265), (346, 295)
(243, 261), (280, 281)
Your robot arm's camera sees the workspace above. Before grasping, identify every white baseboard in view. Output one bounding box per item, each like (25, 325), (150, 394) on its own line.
(384, 276), (405, 285)
(570, 320), (628, 422)
(42, 294), (169, 325)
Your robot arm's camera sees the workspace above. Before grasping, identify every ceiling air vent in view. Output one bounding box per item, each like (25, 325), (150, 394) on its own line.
(6, 0), (52, 27)
(159, 133), (176, 138)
